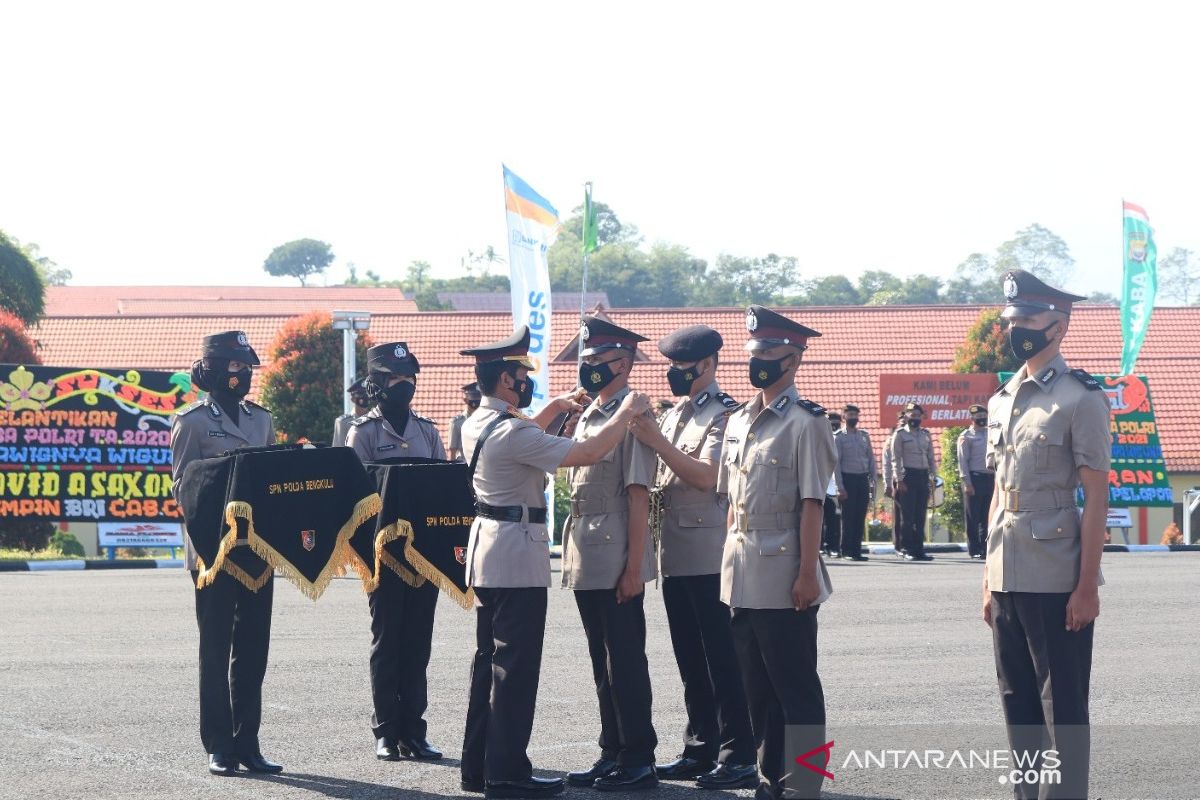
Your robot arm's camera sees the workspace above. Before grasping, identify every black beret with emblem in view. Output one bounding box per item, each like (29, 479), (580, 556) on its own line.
(202, 330), (260, 365)
(904, 402), (924, 414)
(347, 377), (366, 394)
(658, 325), (723, 362)
(744, 305), (821, 352)
(842, 403), (860, 413)
(459, 326), (536, 369)
(367, 341), (421, 375)
(1000, 269), (1088, 319)
(579, 315), (648, 357)
(968, 403), (986, 414)
(827, 411), (842, 422)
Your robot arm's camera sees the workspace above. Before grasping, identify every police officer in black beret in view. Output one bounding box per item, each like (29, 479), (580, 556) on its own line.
(170, 331), (282, 776)
(449, 382), (483, 461)
(628, 325), (756, 788)
(332, 378), (370, 448)
(346, 343), (447, 762)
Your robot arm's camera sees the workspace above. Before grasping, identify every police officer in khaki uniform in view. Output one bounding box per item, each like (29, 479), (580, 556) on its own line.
(834, 404), (875, 561)
(170, 331), (282, 777)
(881, 411), (904, 553)
(449, 382), (482, 461)
(820, 412), (842, 557)
(346, 343), (446, 762)
(332, 378), (369, 448)
(717, 306), (837, 800)
(983, 271), (1110, 800)
(563, 316), (660, 792)
(627, 325), (757, 789)
(457, 327), (649, 799)
(957, 403), (994, 559)
(890, 402), (936, 561)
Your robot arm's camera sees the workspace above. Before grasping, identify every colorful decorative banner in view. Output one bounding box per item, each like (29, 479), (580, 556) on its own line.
(877, 373), (999, 427)
(1120, 201), (1157, 376)
(1101, 374), (1172, 507)
(0, 364), (198, 521)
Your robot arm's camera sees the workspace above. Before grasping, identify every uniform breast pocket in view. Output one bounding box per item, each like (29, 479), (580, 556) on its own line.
(755, 529), (799, 556)
(986, 426), (1003, 470)
(1030, 508), (1079, 540)
(527, 524), (550, 544)
(757, 451), (793, 495)
(1032, 430), (1066, 473)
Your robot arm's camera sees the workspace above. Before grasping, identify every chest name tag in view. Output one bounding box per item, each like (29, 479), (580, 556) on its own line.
(208, 431), (227, 437)
(377, 443), (397, 451)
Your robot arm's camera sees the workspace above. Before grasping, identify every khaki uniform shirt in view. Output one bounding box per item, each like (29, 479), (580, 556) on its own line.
(562, 386), (658, 591)
(345, 406), (446, 462)
(890, 425), (936, 480)
(956, 425), (991, 479)
(656, 382), (738, 578)
(986, 354), (1111, 593)
(881, 437), (894, 487)
(332, 414), (353, 448)
(449, 412), (468, 460)
(462, 397), (574, 588)
(170, 397), (275, 569)
(833, 427), (876, 492)
(716, 385), (836, 609)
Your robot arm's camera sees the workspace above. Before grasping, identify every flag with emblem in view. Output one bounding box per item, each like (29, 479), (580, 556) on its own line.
(1121, 200), (1157, 376)
(582, 181), (598, 254)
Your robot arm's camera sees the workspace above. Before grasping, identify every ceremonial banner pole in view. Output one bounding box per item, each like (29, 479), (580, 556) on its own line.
(579, 181), (597, 371)
(1120, 200), (1157, 376)
(501, 165), (560, 539)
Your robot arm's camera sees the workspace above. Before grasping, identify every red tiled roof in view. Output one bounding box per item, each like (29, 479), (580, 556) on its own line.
(26, 305), (1200, 471)
(43, 285), (418, 316)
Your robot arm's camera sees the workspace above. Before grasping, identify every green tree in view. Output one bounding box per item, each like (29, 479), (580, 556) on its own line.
(866, 274), (943, 305)
(694, 253), (798, 306)
(400, 260), (451, 310)
(1084, 292), (1120, 306)
(263, 238), (335, 286)
(793, 275), (860, 305)
(857, 270), (902, 302)
(0, 313), (53, 550)
(0, 231), (46, 324)
(1157, 247), (1198, 305)
(942, 252), (1000, 304)
(994, 224), (1074, 285)
(259, 311), (371, 442)
(5, 235), (70, 286)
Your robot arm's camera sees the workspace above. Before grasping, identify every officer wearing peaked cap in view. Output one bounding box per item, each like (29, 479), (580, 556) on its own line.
(563, 315), (663, 792)
(627, 325), (757, 788)
(984, 270), (1109, 800)
(449, 382), (483, 462)
(890, 401), (937, 561)
(457, 326), (650, 799)
(716, 306), (836, 800)
(332, 377), (369, 448)
(345, 342), (447, 763)
(957, 403), (994, 559)
(170, 331), (282, 777)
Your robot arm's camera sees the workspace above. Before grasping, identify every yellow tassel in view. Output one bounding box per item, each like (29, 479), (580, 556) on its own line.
(343, 518), (473, 609)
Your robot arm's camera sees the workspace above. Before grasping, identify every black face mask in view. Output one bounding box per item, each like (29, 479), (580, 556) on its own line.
(378, 379), (415, 413)
(845, 418), (859, 429)
(666, 364), (701, 396)
(907, 417), (921, 429)
(222, 368), (253, 398)
(512, 375), (535, 409)
(579, 361), (618, 392)
(974, 416), (988, 426)
(749, 355), (790, 389)
(830, 421), (842, 432)
(1008, 321), (1058, 362)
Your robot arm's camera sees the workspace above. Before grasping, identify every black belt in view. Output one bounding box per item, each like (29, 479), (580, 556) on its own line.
(970, 471), (994, 478)
(475, 502), (548, 524)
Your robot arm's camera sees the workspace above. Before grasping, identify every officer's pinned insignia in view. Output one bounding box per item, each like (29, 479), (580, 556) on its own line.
(774, 396), (791, 412)
(1039, 368), (1057, 384)
(237, 333), (249, 347)
(695, 392), (711, 408)
(301, 530), (316, 552)
(796, 398), (826, 416)
(1004, 274), (1019, 300)
(240, 400), (254, 416)
(716, 392), (739, 409)
(589, 370), (603, 386)
(601, 397), (621, 414)
(1068, 368), (1102, 390)
(746, 308), (759, 332)
(580, 323), (590, 342)
(208, 403), (221, 418)
(393, 344), (407, 359)
(454, 546), (467, 565)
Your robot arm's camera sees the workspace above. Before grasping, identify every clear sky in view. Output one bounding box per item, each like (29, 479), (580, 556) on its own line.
(3, 1), (1196, 298)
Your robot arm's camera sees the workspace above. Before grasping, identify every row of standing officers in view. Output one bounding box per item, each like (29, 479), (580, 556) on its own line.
(170, 267), (1108, 800)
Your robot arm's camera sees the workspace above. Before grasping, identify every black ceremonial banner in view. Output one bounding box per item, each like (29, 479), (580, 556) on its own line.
(185, 446), (380, 599)
(348, 460), (475, 610)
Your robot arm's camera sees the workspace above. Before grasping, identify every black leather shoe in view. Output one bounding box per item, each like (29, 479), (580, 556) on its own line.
(462, 776), (486, 793)
(238, 752), (283, 773)
(208, 753), (239, 776)
(696, 763), (759, 790)
(376, 737), (401, 761)
(848, 555), (869, 561)
(903, 553), (934, 561)
(485, 776), (565, 798)
(595, 765), (658, 792)
(398, 737), (443, 760)
(567, 758), (617, 786)
(656, 756), (715, 780)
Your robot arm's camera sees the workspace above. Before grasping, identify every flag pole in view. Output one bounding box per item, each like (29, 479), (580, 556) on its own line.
(578, 181), (592, 372)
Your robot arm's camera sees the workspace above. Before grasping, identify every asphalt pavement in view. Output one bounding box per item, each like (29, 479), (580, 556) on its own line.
(2, 553), (1197, 800)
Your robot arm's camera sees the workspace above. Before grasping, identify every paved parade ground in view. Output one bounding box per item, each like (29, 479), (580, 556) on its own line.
(2, 554), (1197, 800)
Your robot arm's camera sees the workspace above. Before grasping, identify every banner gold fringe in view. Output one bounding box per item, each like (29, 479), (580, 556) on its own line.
(346, 519), (473, 609)
(222, 493), (382, 601)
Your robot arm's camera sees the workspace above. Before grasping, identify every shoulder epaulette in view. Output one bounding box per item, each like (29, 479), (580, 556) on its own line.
(715, 392), (740, 410)
(1068, 368), (1103, 390)
(413, 412), (436, 425)
(241, 399), (268, 411)
(348, 415), (375, 427)
(796, 397), (826, 416)
(177, 400), (205, 416)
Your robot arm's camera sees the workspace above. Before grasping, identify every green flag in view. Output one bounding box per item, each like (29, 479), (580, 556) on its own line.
(581, 182), (598, 254)
(1120, 201), (1157, 376)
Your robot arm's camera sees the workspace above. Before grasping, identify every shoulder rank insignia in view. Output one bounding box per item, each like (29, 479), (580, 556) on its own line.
(413, 412), (435, 424)
(796, 397), (826, 416)
(348, 415), (372, 427)
(1038, 367), (1057, 384)
(206, 401), (221, 418)
(694, 391), (711, 408)
(1068, 368), (1102, 390)
(715, 392), (740, 409)
(773, 396), (792, 412)
(601, 397), (621, 415)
